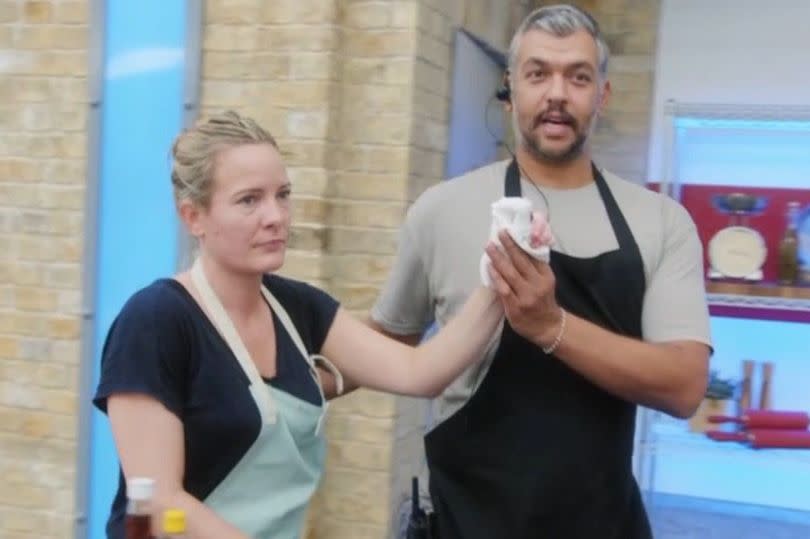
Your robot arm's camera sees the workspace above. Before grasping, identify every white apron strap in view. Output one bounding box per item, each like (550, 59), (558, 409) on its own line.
(259, 287), (343, 435)
(191, 259), (343, 434)
(191, 259), (277, 424)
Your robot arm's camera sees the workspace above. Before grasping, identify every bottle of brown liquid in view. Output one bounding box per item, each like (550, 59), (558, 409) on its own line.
(126, 477), (155, 539)
(778, 201), (800, 285)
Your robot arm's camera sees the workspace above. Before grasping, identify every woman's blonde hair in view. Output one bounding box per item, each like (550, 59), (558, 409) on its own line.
(171, 110), (278, 207)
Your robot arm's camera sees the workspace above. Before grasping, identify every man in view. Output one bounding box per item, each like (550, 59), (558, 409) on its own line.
(370, 4), (711, 539)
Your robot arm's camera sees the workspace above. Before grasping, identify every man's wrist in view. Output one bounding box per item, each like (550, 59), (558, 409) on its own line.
(536, 307), (566, 354)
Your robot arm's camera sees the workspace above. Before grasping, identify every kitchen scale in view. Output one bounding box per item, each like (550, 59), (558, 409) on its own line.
(707, 193), (768, 281)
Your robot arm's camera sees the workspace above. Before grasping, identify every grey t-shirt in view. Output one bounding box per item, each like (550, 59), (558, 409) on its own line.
(371, 159), (712, 426)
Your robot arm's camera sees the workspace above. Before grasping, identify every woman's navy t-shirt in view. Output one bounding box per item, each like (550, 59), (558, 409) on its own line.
(92, 274), (339, 539)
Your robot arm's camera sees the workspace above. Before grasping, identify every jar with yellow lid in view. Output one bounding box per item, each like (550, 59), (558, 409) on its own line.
(161, 509), (186, 538)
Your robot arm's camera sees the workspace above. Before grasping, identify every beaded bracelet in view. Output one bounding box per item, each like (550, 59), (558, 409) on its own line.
(542, 309), (567, 355)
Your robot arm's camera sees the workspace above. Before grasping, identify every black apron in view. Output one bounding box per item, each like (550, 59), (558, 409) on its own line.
(424, 160), (653, 539)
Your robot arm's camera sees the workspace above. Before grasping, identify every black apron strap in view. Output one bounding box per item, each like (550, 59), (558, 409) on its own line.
(505, 159), (522, 197)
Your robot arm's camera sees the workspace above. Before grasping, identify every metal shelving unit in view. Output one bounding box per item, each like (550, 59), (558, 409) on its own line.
(636, 100), (810, 516)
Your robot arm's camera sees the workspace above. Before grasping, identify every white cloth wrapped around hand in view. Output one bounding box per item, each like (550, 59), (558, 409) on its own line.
(480, 197), (554, 287)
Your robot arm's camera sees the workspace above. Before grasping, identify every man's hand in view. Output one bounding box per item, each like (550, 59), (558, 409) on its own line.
(485, 223), (563, 349)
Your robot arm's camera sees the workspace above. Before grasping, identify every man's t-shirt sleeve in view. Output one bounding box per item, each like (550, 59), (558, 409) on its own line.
(642, 201), (712, 348)
(371, 217), (434, 336)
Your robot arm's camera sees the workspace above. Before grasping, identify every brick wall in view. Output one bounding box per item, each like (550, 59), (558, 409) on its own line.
(0, 1), (89, 538)
(536, 0), (662, 183)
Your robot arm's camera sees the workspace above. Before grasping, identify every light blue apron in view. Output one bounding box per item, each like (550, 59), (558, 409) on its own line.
(191, 260), (343, 539)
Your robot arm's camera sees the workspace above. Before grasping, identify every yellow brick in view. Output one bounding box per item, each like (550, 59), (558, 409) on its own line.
(291, 196), (328, 225)
(0, 1), (18, 23)
(41, 388), (77, 415)
(289, 52), (336, 81)
(0, 482), (50, 509)
(327, 226), (399, 255)
(203, 24), (260, 51)
(7, 263), (43, 286)
(15, 25), (86, 50)
(327, 440), (392, 471)
(51, 77), (87, 104)
(17, 337), (52, 362)
(18, 236), (59, 262)
(343, 84), (413, 115)
(0, 25), (12, 47)
(286, 167), (329, 197)
(325, 413), (393, 443)
(14, 287), (58, 312)
(328, 254), (394, 283)
(331, 172), (406, 201)
(261, 0), (337, 24)
(329, 200), (406, 228)
(416, 32), (450, 70)
(331, 389), (397, 419)
(288, 224), (324, 251)
(410, 116), (447, 151)
(42, 158), (86, 184)
(0, 380), (43, 409)
(19, 411), (53, 438)
(37, 186), (84, 210)
(330, 282), (386, 310)
(392, 2), (418, 28)
(409, 146), (445, 179)
(413, 87), (448, 121)
(36, 363), (71, 389)
(319, 468), (391, 524)
(414, 57), (449, 96)
(258, 26), (339, 52)
(277, 250), (324, 281)
(54, 0), (87, 23)
(345, 29), (416, 58)
(279, 140), (327, 168)
(344, 3), (390, 28)
(311, 518), (383, 539)
(19, 209), (82, 235)
(285, 110), (329, 139)
(56, 289), (81, 314)
(344, 57), (413, 86)
(202, 51), (289, 80)
(22, 1), (52, 23)
(344, 114), (410, 145)
(204, 0), (263, 24)
(0, 335), (19, 359)
(49, 339), (79, 364)
(43, 264), (79, 288)
(47, 316), (80, 339)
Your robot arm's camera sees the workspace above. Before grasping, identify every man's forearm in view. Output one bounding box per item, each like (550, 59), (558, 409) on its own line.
(537, 312), (709, 418)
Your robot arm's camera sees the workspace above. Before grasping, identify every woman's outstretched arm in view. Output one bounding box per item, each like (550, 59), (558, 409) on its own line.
(320, 286), (503, 398)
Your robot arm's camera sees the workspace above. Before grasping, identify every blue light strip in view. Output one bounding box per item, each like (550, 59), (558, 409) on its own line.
(85, 2), (186, 537)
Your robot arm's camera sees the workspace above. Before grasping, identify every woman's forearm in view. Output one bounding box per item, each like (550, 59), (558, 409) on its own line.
(410, 286), (503, 397)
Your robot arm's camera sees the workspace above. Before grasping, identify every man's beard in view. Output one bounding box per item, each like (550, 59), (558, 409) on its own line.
(512, 106), (595, 164)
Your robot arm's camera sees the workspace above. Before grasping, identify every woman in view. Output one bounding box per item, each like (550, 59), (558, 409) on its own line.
(93, 111), (552, 539)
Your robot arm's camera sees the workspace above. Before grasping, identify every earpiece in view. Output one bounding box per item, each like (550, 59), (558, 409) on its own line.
(495, 71), (511, 102)
(495, 79), (511, 102)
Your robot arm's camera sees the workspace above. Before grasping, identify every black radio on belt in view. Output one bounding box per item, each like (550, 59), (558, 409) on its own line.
(405, 477), (438, 539)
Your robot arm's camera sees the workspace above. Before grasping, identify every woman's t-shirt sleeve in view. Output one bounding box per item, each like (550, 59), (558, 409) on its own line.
(92, 284), (189, 418)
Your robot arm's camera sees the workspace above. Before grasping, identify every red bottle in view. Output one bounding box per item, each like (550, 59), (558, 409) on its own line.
(126, 477), (155, 539)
